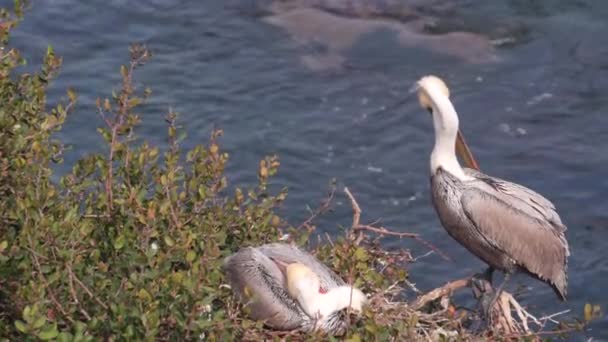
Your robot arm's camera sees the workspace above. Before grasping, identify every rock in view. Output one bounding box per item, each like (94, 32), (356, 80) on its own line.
(262, 7), (499, 70)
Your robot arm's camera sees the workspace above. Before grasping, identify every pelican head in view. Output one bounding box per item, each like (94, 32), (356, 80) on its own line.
(276, 261), (366, 319)
(414, 75), (480, 173)
(416, 75), (450, 113)
(285, 263), (321, 301)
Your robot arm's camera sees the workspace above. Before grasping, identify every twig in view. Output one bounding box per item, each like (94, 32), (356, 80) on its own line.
(67, 264), (109, 310)
(504, 326), (578, 339)
(344, 187), (450, 261)
(165, 185), (181, 230)
(67, 264), (91, 321)
(344, 187), (361, 227)
(324, 232), (335, 248)
(100, 45), (149, 217)
(353, 224), (417, 238)
(82, 213), (110, 219)
(24, 246), (49, 261)
(412, 277), (470, 310)
(511, 294), (539, 328)
(538, 309), (570, 324)
(296, 185), (336, 231)
(403, 278), (422, 294)
(27, 237), (73, 323)
(414, 272), (568, 338)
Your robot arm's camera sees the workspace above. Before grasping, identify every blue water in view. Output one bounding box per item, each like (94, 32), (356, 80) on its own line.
(7, 1), (608, 339)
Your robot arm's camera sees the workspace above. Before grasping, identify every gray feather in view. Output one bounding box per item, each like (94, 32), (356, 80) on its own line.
(223, 243), (348, 334)
(431, 167), (569, 300)
(223, 247), (310, 330)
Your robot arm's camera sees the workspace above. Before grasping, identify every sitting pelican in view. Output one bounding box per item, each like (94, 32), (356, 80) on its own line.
(223, 243), (366, 335)
(413, 75), (569, 304)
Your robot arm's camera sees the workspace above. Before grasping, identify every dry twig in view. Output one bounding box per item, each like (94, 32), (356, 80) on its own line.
(344, 187), (450, 261)
(412, 277), (471, 310)
(26, 239), (73, 323)
(412, 273), (571, 338)
(297, 184), (336, 231)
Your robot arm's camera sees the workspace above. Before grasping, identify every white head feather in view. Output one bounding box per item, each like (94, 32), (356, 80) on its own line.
(415, 75), (471, 180)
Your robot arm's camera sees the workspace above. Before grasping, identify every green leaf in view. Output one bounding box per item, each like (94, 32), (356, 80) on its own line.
(41, 115), (58, 131)
(128, 97), (142, 108)
(14, 320), (28, 333)
(67, 88), (77, 103)
(584, 303), (592, 321)
(584, 303), (602, 322)
(38, 323), (59, 340)
(164, 236), (175, 247)
(65, 206), (78, 222)
(74, 321), (87, 334)
(297, 231), (310, 246)
(23, 305), (33, 321)
(114, 235), (125, 250)
(345, 334), (361, 342)
(354, 247), (368, 261)
(138, 288), (152, 302)
(33, 316), (46, 329)
(57, 332), (74, 342)
(186, 250), (196, 263)
(137, 188), (147, 203)
(0, 240), (8, 252)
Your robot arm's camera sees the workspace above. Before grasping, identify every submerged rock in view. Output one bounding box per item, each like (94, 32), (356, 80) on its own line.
(236, 0), (527, 70)
(263, 0), (459, 22)
(262, 7), (499, 70)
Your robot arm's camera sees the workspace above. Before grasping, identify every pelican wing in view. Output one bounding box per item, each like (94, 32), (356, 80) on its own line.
(223, 247), (309, 330)
(256, 243), (345, 288)
(463, 168), (566, 231)
(460, 174), (569, 299)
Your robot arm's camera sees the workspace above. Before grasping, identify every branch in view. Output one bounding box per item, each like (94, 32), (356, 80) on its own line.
(296, 184), (336, 231)
(343, 187), (450, 261)
(26, 241), (73, 323)
(67, 264), (91, 321)
(344, 187), (361, 227)
(165, 185), (181, 230)
(67, 262), (109, 310)
(413, 273), (569, 337)
(412, 277), (470, 310)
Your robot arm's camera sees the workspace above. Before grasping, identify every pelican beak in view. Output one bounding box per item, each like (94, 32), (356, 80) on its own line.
(455, 130), (480, 171)
(271, 257), (290, 276)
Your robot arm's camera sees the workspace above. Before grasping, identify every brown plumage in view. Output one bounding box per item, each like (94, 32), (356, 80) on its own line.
(415, 75), (570, 300)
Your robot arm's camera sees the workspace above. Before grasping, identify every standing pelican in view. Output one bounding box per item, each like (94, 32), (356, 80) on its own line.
(413, 75), (569, 303)
(223, 243), (366, 335)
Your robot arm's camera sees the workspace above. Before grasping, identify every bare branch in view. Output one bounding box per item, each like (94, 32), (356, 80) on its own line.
(67, 263), (109, 310)
(412, 277), (470, 310)
(296, 184), (336, 231)
(344, 187), (450, 261)
(344, 187), (361, 228)
(67, 265), (91, 321)
(26, 239), (73, 323)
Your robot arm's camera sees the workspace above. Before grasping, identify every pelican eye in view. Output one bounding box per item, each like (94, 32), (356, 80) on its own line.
(426, 107), (433, 115)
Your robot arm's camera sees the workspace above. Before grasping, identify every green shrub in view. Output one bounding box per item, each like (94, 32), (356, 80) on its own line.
(0, 4), (291, 339)
(0, 3), (429, 338)
(1, 3), (588, 341)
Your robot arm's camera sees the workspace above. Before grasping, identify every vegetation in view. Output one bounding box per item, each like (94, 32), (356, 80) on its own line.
(0, 3), (410, 340)
(0, 2), (600, 341)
